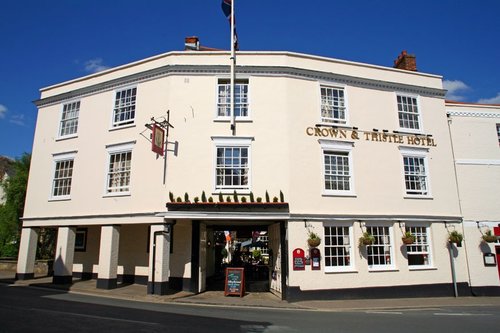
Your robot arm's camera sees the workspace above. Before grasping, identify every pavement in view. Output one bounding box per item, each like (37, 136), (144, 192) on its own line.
(2, 269), (500, 312)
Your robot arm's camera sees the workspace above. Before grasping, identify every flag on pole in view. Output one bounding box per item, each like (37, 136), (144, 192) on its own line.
(221, 0), (239, 50)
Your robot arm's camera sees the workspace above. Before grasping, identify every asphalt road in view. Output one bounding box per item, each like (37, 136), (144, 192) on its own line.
(1, 284), (499, 333)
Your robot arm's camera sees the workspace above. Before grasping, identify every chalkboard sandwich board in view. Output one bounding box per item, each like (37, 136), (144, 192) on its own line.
(224, 267), (245, 297)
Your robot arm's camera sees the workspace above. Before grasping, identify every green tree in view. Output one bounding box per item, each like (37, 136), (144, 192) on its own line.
(0, 153), (30, 257)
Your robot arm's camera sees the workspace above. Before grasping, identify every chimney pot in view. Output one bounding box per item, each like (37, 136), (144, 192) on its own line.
(184, 36), (200, 51)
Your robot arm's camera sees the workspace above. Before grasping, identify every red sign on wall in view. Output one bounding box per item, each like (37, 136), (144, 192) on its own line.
(152, 124), (165, 156)
(292, 248), (306, 271)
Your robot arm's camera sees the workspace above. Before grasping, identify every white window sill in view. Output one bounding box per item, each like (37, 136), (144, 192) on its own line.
(213, 118), (253, 123)
(408, 266), (437, 271)
(109, 123), (136, 131)
(368, 267), (398, 272)
(397, 129), (424, 135)
(55, 134), (78, 142)
(325, 268), (357, 274)
(213, 189), (251, 195)
(404, 195), (433, 200)
(103, 192), (131, 198)
(48, 196), (71, 202)
(318, 121), (349, 128)
(322, 191), (356, 198)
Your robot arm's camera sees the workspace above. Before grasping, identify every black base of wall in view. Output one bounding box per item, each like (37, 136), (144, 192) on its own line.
(471, 286), (500, 296)
(15, 273), (34, 280)
(53, 275), (73, 285)
(286, 283), (472, 301)
(96, 278), (117, 289)
(169, 277), (192, 292)
(147, 281), (169, 295)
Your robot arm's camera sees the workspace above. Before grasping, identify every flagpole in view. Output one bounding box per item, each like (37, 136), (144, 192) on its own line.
(230, 0), (236, 135)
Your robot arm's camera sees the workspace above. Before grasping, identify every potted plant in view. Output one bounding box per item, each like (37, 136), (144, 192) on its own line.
(482, 229), (497, 243)
(307, 230), (321, 247)
(402, 231), (416, 245)
(359, 232), (375, 246)
(448, 230), (463, 245)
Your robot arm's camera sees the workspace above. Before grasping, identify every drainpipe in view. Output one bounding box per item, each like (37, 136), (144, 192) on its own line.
(448, 241), (458, 297)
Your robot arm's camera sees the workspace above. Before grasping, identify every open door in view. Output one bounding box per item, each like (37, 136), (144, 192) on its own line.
(268, 222), (282, 297)
(199, 223), (207, 293)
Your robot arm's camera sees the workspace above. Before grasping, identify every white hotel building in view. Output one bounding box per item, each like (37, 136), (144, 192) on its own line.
(16, 38), (500, 300)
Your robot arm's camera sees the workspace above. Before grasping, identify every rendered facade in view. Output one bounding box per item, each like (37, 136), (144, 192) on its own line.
(17, 40), (500, 299)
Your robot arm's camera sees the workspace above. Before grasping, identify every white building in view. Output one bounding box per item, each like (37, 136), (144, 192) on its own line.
(446, 101), (500, 296)
(17, 38), (500, 299)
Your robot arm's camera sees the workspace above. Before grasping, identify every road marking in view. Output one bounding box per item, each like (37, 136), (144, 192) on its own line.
(31, 308), (160, 325)
(365, 311), (403, 315)
(433, 313), (493, 316)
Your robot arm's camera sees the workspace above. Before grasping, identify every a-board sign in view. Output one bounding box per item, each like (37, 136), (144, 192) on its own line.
(310, 248), (321, 270)
(224, 267), (245, 297)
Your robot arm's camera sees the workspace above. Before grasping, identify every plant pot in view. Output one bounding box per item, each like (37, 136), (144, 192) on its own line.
(361, 238), (374, 246)
(308, 238), (321, 247)
(482, 235), (497, 243)
(402, 237), (415, 245)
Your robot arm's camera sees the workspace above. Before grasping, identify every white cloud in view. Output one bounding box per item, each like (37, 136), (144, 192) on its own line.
(9, 114), (26, 126)
(443, 80), (470, 101)
(477, 93), (500, 104)
(84, 58), (110, 73)
(0, 104), (7, 119)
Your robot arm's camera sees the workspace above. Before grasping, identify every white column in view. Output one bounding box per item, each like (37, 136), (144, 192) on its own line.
(16, 227), (39, 280)
(53, 226), (76, 284)
(96, 225), (120, 289)
(147, 224), (172, 295)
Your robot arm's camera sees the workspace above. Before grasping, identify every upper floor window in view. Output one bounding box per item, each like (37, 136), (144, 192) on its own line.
(397, 95), (420, 131)
(59, 101), (80, 137)
(324, 225), (354, 272)
(321, 86), (347, 124)
(105, 142), (135, 195)
(320, 140), (354, 196)
(403, 156), (428, 196)
(405, 225), (431, 267)
(212, 137), (252, 192)
(51, 152), (76, 200)
(217, 79), (249, 118)
(112, 87), (136, 127)
(366, 225), (394, 269)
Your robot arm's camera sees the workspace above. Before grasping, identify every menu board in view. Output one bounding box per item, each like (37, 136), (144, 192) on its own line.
(224, 267), (245, 297)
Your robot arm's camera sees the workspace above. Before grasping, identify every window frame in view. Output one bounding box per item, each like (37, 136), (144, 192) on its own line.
(75, 228), (88, 252)
(111, 86), (137, 129)
(104, 141), (135, 196)
(58, 100), (80, 139)
(366, 224), (396, 271)
(319, 84), (348, 125)
(50, 151), (77, 201)
(405, 224), (433, 269)
(399, 146), (431, 198)
(319, 140), (355, 196)
(212, 136), (253, 193)
(324, 223), (355, 272)
(215, 78), (250, 121)
(496, 124), (500, 146)
(396, 93), (422, 133)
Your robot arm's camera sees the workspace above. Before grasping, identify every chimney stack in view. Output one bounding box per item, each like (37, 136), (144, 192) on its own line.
(184, 36), (200, 51)
(393, 50), (417, 71)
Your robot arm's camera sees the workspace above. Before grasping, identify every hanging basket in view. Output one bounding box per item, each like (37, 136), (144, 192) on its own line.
(482, 235), (498, 243)
(402, 236), (415, 245)
(308, 238), (321, 248)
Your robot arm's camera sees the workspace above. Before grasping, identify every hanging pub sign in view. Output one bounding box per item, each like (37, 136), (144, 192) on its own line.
(292, 248), (306, 271)
(152, 123), (165, 156)
(224, 267), (245, 297)
(310, 248), (321, 270)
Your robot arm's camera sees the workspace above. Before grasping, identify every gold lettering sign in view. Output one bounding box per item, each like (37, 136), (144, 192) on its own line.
(306, 126), (437, 147)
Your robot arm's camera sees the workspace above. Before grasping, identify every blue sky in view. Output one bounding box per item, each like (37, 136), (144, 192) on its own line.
(1, 0), (499, 159)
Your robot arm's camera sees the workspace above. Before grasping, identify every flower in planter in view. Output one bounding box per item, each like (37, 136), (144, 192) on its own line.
(482, 229), (497, 243)
(448, 230), (463, 244)
(359, 232), (375, 246)
(307, 230), (321, 247)
(402, 231), (416, 245)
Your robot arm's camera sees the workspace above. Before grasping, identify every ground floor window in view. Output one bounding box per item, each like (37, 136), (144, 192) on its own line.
(324, 225), (353, 271)
(75, 228), (87, 252)
(366, 226), (393, 269)
(406, 226), (431, 267)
